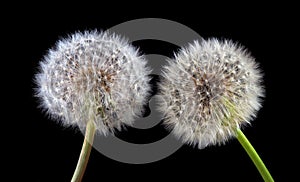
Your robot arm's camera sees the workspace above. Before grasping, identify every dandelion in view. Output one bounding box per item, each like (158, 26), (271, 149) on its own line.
(158, 38), (273, 181)
(35, 30), (151, 181)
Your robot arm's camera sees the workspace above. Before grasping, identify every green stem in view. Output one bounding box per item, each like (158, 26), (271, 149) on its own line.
(236, 129), (274, 182)
(71, 120), (96, 182)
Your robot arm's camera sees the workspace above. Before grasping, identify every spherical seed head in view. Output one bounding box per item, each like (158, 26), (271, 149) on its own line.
(35, 31), (151, 135)
(158, 38), (264, 149)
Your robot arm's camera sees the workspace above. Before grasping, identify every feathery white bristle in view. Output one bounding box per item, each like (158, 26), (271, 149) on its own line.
(158, 38), (264, 149)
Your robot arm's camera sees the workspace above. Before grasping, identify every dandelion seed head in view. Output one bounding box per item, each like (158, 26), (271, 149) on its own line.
(35, 31), (151, 135)
(158, 38), (264, 149)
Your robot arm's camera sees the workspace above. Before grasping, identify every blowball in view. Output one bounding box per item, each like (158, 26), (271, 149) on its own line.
(158, 39), (264, 149)
(35, 31), (151, 135)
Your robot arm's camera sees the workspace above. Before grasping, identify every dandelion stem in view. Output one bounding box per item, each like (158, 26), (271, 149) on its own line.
(71, 120), (96, 182)
(236, 129), (274, 182)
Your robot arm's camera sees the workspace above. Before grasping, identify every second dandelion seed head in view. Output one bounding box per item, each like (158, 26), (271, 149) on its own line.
(158, 38), (264, 149)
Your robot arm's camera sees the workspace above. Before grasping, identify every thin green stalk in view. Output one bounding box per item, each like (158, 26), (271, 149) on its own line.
(71, 120), (96, 182)
(236, 129), (274, 182)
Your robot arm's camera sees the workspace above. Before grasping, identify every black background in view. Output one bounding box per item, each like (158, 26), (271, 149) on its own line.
(4, 2), (297, 182)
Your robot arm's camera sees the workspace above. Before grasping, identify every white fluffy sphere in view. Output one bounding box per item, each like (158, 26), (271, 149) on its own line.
(35, 31), (151, 135)
(158, 39), (264, 149)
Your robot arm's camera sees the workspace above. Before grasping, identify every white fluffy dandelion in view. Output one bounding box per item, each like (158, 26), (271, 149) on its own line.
(158, 38), (273, 181)
(35, 31), (151, 135)
(35, 30), (151, 181)
(158, 38), (264, 149)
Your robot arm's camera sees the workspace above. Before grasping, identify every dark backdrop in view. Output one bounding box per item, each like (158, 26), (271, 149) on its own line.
(4, 2), (296, 182)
